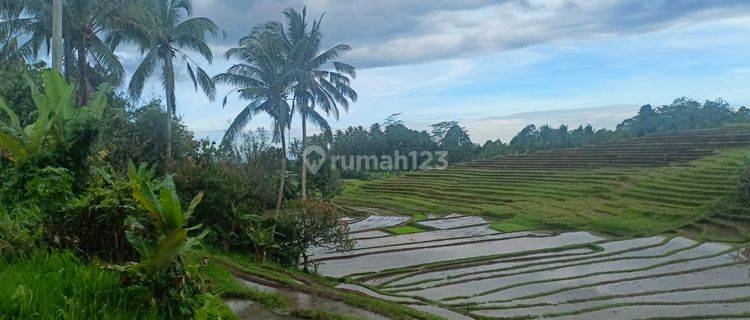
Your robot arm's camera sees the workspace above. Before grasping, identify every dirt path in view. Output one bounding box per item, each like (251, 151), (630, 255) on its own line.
(228, 269), (390, 320)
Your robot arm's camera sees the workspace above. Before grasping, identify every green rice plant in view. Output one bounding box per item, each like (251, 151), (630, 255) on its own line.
(386, 225), (425, 235)
(0, 250), (156, 319)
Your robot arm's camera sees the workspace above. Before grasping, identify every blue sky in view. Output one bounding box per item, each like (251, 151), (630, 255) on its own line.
(121, 0), (750, 143)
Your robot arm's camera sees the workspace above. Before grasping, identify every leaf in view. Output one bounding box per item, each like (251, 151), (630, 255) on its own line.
(0, 99), (21, 132)
(125, 230), (152, 260)
(186, 62), (198, 91)
(184, 191), (203, 222)
(148, 229), (187, 269)
(159, 175), (183, 229)
(0, 130), (26, 164)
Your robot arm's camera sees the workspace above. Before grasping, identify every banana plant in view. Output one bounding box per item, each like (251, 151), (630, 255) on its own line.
(125, 162), (208, 271)
(0, 70), (108, 165)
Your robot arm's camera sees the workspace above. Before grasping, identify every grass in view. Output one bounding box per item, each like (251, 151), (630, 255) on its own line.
(490, 221), (535, 233)
(292, 309), (365, 320)
(0, 250), (157, 320)
(386, 225), (425, 235)
(197, 253), (286, 310)
(334, 126), (750, 240)
(204, 248), (442, 320)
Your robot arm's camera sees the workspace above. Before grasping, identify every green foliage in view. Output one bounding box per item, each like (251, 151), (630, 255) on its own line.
(52, 166), (137, 261)
(246, 214), (278, 263)
(490, 221), (534, 233)
(0, 210), (43, 257)
(275, 200), (353, 270)
(386, 225), (425, 235)
(122, 162), (209, 318)
(198, 253), (286, 309)
(173, 131), (282, 248)
(0, 70), (108, 166)
(0, 163), (74, 220)
(98, 100), (197, 174)
(738, 157), (750, 206)
(0, 63), (43, 126)
(125, 162), (208, 271)
(0, 250), (156, 319)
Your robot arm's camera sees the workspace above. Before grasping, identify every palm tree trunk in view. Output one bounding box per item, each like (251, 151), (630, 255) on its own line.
(301, 112), (307, 199)
(51, 0), (63, 73)
(77, 37), (89, 105)
(163, 52), (176, 172)
(276, 129), (287, 213)
(63, 38), (74, 82)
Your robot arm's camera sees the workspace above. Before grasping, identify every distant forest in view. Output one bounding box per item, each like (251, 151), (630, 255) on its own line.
(301, 98), (750, 169)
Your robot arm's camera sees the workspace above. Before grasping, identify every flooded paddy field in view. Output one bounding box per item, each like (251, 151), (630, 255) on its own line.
(321, 214), (750, 319)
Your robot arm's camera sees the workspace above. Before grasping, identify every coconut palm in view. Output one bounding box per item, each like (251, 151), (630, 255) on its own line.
(116, 0), (219, 170)
(0, 0), (126, 104)
(274, 7), (357, 198)
(215, 25), (294, 211)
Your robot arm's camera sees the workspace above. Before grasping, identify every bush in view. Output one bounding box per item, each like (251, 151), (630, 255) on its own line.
(275, 200), (352, 270)
(0, 210), (43, 258)
(50, 166), (138, 261)
(121, 162), (209, 319)
(0, 163), (74, 218)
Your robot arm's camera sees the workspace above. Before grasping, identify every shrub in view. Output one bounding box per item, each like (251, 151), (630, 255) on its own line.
(121, 162), (209, 318)
(50, 166), (138, 261)
(275, 200), (352, 270)
(0, 210), (43, 258)
(0, 70), (108, 171)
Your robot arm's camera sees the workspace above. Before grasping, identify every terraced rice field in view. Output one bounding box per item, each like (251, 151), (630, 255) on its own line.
(319, 215), (750, 320)
(334, 126), (750, 240)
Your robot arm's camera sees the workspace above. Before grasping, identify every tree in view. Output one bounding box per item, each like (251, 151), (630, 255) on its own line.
(52, 0), (62, 72)
(215, 24), (293, 212)
(274, 7), (357, 199)
(276, 200), (351, 271)
(118, 0), (219, 170)
(0, 0), (126, 104)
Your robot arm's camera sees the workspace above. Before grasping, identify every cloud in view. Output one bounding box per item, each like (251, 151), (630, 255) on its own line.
(462, 104), (640, 143)
(192, 0), (750, 69)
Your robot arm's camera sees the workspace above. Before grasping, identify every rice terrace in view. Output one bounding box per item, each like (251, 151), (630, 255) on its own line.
(314, 125), (750, 319)
(2, 1), (750, 320)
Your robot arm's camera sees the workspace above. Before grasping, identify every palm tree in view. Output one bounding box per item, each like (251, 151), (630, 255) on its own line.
(51, 0), (62, 72)
(214, 24), (294, 212)
(0, 0), (125, 104)
(275, 7), (357, 199)
(116, 0), (219, 170)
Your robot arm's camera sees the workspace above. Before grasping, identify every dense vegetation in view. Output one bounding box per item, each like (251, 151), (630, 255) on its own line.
(303, 98), (750, 175)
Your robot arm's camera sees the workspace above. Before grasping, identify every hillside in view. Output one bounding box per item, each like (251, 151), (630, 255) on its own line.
(334, 125), (750, 241)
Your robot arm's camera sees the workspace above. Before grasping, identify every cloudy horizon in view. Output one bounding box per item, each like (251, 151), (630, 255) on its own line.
(123, 0), (750, 143)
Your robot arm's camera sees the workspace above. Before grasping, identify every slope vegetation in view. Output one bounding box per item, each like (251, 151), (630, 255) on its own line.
(334, 126), (750, 240)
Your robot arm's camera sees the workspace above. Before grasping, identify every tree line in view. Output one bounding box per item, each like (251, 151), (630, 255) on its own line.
(302, 97), (750, 171)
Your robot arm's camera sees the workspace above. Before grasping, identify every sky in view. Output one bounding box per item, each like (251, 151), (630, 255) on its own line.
(121, 0), (750, 143)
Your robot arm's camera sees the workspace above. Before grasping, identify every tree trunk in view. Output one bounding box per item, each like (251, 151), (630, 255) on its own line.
(63, 33), (73, 81)
(276, 129), (287, 213)
(301, 112), (307, 199)
(77, 37), (88, 106)
(302, 252), (309, 272)
(163, 52), (176, 172)
(51, 0), (63, 73)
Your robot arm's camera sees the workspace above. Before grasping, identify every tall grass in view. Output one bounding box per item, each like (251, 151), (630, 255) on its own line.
(0, 250), (157, 320)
